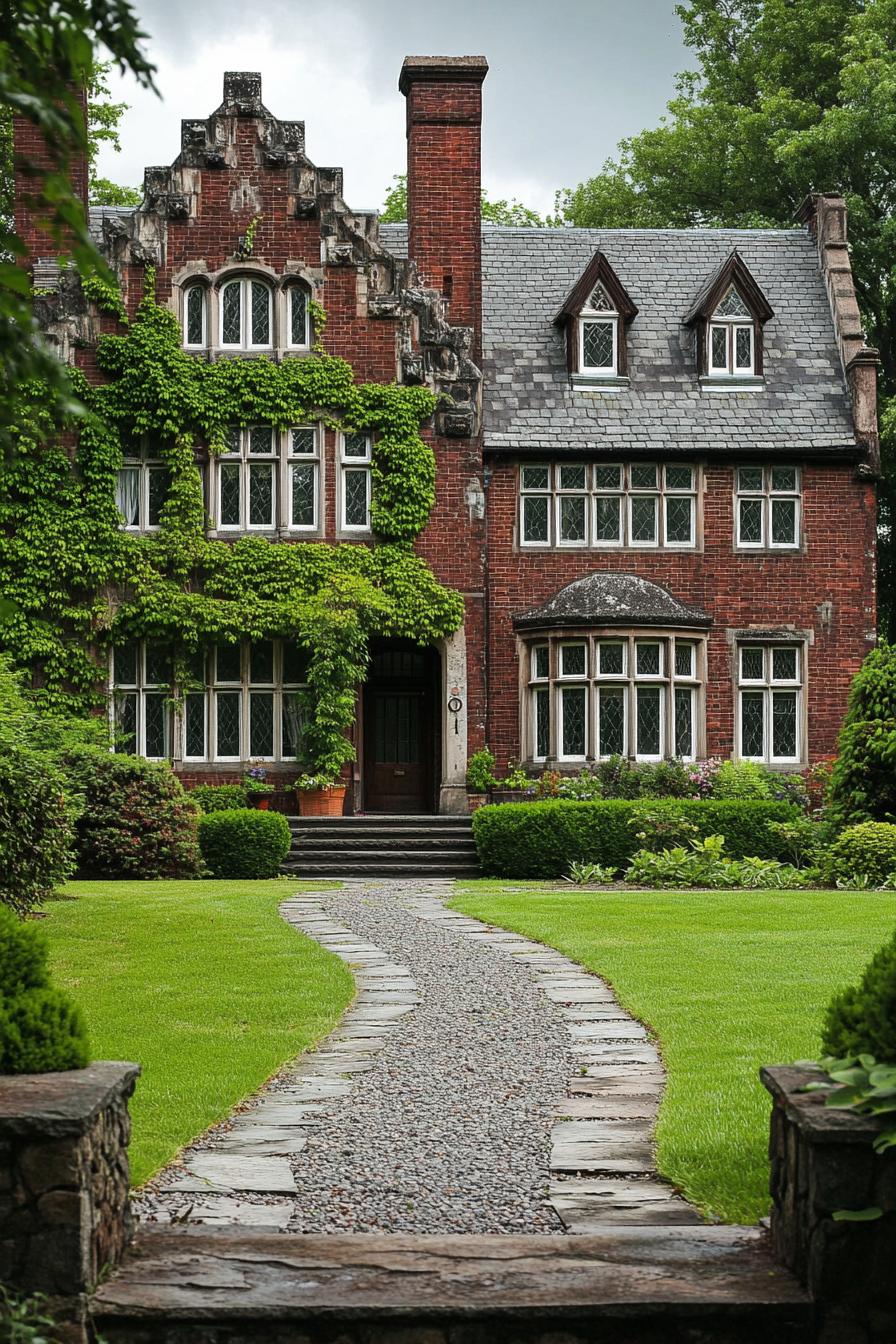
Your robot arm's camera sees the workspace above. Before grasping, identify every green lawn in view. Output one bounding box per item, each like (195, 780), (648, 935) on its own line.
(43, 880), (353, 1185)
(451, 881), (896, 1224)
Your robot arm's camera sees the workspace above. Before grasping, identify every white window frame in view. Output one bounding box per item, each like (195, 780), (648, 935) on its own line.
(286, 285), (311, 350)
(735, 465), (801, 550)
(116, 442), (168, 533)
(523, 633), (703, 765)
(216, 426), (278, 532)
(708, 318), (755, 377)
(110, 642), (171, 760)
(209, 640), (309, 764)
(285, 426), (320, 533)
(736, 643), (803, 765)
(183, 284), (207, 349)
(529, 643), (551, 762)
(519, 463), (698, 550)
(219, 277), (274, 351)
(578, 312), (619, 377)
(555, 464), (589, 548)
(339, 431), (373, 533)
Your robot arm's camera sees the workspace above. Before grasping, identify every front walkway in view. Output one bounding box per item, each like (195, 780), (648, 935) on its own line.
(135, 880), (698, 1233)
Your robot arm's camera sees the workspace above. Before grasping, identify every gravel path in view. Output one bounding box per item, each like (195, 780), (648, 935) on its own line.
(284, 880), (570, 1233)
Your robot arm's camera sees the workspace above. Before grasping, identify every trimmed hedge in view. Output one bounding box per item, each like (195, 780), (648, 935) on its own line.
(0, 744), (75, 914)
(190, 784), (249, 814)
(198, 809), (292, 879)
(0, 906), (89, 1073)
(65, 750), (202, 879)
(471, 798), (799, 878)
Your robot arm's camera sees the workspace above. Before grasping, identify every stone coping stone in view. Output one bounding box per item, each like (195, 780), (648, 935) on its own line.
(93, 1227), (809, 1329)
(0, 1061), (140, 1138)
(761, 1065), (890, 1145)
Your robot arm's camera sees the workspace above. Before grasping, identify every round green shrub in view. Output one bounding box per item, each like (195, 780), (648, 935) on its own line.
(0, 744), (75, 914)
(198, 809), (292, 879)
(0, 906), (89, 1074)
(824, 821), (896, 887)
(64, 749), (202, 879)
(822, 928), (896, 1063)
(190, 783), (249, 814)
(827, 642), (896, 826)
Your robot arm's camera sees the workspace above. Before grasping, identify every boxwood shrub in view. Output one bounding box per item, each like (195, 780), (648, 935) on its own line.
(0, 744), (75, 914)
(824, 821), (896, 888)
(471, 798), (799, 879)
(65, 749), (202, 879)
(822, 927), (896, 1063)
(198, 808), (292, 879)
(0, 906), (89, 1073)
(190, 783), (249, 813)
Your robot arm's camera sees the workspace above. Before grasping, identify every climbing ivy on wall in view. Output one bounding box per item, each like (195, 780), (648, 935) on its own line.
(0, 275), (463, 778)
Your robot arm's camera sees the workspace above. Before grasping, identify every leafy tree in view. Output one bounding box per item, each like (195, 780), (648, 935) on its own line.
(556, 0), (896, 631)
(85, 60), (141, 206)
(0, 0), (155, 458)
(380, 173), (551, 227)
(827, 641), (896, 825)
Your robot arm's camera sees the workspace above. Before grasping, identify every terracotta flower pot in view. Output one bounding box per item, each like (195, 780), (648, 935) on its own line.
(297, 785), (347, 817)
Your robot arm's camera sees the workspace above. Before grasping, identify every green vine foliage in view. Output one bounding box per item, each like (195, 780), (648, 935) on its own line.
(0, 275), (463, 777)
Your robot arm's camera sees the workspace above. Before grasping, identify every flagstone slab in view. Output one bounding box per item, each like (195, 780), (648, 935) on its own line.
(161, 1154), (297, 1193)
(567, 1021), (649, 1041)
(552, 1095), (660, 1120)
(549, 1178), (703, 1228)
(182, 1198), (295, 1230)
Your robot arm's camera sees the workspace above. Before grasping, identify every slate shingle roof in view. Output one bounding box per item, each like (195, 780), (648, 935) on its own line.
(380, 223), (856, 459)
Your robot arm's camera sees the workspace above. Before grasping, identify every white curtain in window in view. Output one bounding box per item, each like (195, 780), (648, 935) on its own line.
(116, 468), (139, 526)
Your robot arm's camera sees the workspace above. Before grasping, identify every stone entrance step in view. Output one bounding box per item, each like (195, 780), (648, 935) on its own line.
(92, 1227), (811, 1343)
(283, 814), (480, 878)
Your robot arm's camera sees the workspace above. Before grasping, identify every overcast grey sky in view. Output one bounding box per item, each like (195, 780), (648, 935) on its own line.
(98, 1), (688, 215)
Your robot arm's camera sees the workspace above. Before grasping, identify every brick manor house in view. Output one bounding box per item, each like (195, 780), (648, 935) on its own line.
(14, 58), (879, 814)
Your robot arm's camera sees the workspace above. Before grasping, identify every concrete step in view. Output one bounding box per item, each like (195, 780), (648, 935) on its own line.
(281, 860), (482, 878)
(287, 815), (474, 830)
(292, 835), (478, 852)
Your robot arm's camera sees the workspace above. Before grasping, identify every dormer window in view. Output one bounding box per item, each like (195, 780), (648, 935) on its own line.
(686, 251), (773, 385)
(579, 283), (618, 375)
(709, 287), (755, 376)
(555, 251), (638, 385)
(220, 277), (272, 350)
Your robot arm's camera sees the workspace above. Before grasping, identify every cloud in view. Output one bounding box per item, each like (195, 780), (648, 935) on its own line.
(98, 0), (686, 216)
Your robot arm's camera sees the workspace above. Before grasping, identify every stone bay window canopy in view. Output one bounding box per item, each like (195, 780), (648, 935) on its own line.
(514, 574), (712, 764)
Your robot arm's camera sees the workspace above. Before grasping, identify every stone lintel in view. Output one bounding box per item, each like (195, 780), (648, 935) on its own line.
(0, 1061), (140, 1139)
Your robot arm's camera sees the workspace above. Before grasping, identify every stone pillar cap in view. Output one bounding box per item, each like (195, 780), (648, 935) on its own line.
(399, 56), (488, 94)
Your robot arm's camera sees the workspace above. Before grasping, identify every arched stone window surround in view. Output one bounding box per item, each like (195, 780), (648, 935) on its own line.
(513, 574), (711, 766)
(175, 262), (317, 354)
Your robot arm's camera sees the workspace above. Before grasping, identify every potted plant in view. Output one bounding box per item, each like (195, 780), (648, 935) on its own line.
(490, 760), (537, 805)
(295, 772), (347, 817)
(243, 762), (275, 809)
(466, 748), (497, 813)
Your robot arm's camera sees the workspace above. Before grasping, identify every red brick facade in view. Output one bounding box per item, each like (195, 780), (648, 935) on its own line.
(12, 60), (878, 808)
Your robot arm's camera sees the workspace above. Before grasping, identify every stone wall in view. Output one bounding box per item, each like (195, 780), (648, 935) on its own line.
(763, 1064), (896, 1344)
(0, 1061), (139, 1300)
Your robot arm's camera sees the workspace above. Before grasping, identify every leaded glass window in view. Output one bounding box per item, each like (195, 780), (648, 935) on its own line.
(289, 287), (309, 347)
(184, 285), (206, 347)
(116, 441), (168, 532)
(519, 463), (697, 549)
(708, 288), (755, 376)
(215, 690), (241, 758)
(737, 643), (802, 763)
(523, 633), (703, 764)
(219, 278), (273, 349)
(184, 693), (206, 759)
(736, 465), (800, 549)
(217, 426), (279, 531)
(582, 320), (615, 370)
(287, 426), (319, 531)
(249, 692), (274, 756)
(110, 640), (171, 759)
(340, 432), (372, 531)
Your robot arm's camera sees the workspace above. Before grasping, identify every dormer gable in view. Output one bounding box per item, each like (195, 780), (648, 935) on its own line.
(554, 251), (638, 380)
(685, 250), (773, 380)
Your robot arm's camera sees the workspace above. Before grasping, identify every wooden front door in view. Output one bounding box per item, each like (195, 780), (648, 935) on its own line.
(363, 643), (437, 813)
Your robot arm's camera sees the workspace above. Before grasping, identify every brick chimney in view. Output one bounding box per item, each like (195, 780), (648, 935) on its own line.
(399, 56), (488, 356)
(13, 85), (89, 271)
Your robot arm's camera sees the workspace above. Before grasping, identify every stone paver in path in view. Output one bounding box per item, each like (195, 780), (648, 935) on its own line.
(137, 877), (699, 1234)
